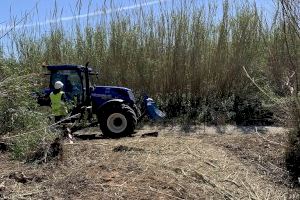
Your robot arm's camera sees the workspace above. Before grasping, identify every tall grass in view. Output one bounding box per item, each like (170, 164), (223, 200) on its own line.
(277, 0), (300, 185)
(0, 0), (297, 125)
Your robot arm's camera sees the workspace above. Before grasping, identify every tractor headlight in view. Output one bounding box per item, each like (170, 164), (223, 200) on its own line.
(128, 91), (135, 102)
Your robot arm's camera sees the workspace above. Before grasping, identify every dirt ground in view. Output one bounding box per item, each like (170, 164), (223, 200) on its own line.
(1, 125), (299, 200)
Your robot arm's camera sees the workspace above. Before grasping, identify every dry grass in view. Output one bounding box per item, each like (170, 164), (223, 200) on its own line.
(1, 126), (299, 199)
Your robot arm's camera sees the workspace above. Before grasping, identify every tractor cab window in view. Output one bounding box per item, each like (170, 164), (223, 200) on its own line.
(89, 73), (98, 86)
(50, 70), (83, 103)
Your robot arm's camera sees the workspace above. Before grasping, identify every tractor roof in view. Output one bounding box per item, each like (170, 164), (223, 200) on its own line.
(46, 64), (92, 72)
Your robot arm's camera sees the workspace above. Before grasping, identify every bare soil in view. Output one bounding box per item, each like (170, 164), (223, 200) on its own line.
(1, 125), (299, 200)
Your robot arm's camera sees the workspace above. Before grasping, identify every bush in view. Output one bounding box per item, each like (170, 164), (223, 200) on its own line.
(11, 129), (58, 160)
(0, 61), (55, 160)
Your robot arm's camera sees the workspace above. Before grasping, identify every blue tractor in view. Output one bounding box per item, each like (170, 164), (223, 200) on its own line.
(37, 63), (165, 138)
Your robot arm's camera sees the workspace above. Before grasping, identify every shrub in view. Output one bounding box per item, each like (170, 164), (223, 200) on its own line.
(0, 60), (54, 160)
(11, 129), (58, 160)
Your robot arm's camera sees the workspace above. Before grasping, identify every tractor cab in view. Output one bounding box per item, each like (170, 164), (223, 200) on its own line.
(39, 64), (94, 107)
(48, 65), (88, 104)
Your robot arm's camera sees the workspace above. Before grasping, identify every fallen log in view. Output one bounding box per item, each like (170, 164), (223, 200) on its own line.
(141, 132), (159, 138)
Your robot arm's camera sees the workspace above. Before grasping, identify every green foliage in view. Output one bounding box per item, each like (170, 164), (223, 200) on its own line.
(0, 59), (52, 160)
(0, 107), (46, 135)
(0, 62), (47, 135)
(11, 129), (57, 160)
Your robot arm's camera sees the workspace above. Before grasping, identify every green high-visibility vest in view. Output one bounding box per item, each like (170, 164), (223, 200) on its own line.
(50, 91), (68, 116)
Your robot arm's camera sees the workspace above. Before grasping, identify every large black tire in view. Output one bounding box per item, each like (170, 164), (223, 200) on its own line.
(99, 104), (137, 138)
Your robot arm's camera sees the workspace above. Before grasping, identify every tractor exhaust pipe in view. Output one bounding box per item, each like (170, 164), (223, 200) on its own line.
(84, 62), (91, 107)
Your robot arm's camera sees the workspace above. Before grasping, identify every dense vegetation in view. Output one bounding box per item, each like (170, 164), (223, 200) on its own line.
(0, 0), (299, 183)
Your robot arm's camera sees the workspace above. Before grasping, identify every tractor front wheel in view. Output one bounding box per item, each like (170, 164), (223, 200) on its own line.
(99, 104), (137, 138)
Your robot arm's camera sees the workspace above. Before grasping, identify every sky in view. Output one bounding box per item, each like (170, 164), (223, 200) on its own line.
(0, 0), (276, 31)
(0, 0), (173, 31)
(0, 0), (276, 55)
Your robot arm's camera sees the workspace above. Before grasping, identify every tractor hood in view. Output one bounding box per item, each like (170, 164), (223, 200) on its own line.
(93, 86), (131, 91)
(91, 86), (135, 105)
(92, 86), (132, 96)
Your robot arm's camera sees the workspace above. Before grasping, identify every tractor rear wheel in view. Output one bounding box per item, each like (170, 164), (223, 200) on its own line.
(99, 104), (137, 138)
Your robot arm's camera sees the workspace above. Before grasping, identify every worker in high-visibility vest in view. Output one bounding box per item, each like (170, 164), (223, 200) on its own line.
(50, 81), (68, 122)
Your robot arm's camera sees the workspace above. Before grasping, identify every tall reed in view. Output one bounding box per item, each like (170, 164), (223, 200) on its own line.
(1, 0), (297, 124)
